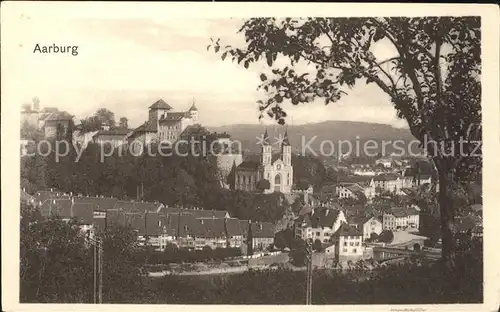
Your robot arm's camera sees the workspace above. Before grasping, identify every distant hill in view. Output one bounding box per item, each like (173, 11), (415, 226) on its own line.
(208, 121), (423, 157)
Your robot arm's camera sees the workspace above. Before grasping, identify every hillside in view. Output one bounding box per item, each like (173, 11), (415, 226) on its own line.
(208, 121), (422, 157)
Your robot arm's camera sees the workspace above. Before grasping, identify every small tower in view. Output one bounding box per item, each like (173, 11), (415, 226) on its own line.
(261, 129), (272, 166)
(189, 98), (198, 123)
(149, 99), (172, 123)
(282, 130), (291, 166)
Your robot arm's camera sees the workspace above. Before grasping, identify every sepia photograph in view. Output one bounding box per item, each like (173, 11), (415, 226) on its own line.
(2, 2), (499, 311)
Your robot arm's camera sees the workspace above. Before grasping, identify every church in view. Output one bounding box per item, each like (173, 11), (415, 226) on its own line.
(233, 130), (293, 194)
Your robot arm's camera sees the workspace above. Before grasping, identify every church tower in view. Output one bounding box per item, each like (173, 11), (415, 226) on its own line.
(281, 130), (291, 166)
(261, 129), (271, 166)
(189, 98), (198, 123)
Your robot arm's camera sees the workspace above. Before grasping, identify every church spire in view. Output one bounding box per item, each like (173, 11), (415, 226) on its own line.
(282, 129), (290, 146)
(189, 97), (198, 111)
(262, 129), (270, 145)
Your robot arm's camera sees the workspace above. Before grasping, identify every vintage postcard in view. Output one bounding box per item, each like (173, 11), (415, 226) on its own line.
(1, 2), (499, 312)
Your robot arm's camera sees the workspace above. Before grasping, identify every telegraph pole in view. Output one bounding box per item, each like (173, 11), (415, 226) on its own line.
(305, 241), (313, 305)
(89, 236), (103, 304)
(98, 236), (103, 304)
(93, 241), (97, 304)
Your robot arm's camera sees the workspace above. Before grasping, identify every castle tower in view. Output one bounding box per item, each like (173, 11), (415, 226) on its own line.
(261, 129), (271, 166)
(149, 99), (172, 124)
(281, 130), (291, 166)
(189, 98), (198, 123)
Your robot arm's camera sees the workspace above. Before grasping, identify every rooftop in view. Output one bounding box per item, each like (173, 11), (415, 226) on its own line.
(149, 99), (173, 110)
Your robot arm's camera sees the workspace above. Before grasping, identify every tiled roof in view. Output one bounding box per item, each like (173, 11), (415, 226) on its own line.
(130, 212), (166, 236)
(39, 199), (93, 225)
(345, 183), (364, 193)
(133, 121), (158, 134)
(338, 176), (374, 184)
(386, 207), (419, 218)
(96, 129), (130, 136)
(162, 207), (228, 219)
(225, 218), (245, 237)
(349, 214), (374, 226)
(332, 223), (362, 238)
(149, 99), (173, 110)
(35, 190), (69, 204)
(236, 160), (260, 171)
(115, 200), (162, 214)
(73, 196), (118, 211)
(45, 111), (73, 121)
(250, 221), (275, 238)
(374, 174), (400, 182)
(271, 153), (283, 163)
(160, 112), (190, 121)
(190, 218), (227, 238)
(296, 207), (341, 229)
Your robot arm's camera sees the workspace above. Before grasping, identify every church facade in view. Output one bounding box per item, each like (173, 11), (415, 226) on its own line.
(233, 130), (293, 194)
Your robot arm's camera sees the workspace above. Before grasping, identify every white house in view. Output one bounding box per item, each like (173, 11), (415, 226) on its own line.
(330, 223), (364, 262)
(383, 207), (420, 231)
(349, 215), (383, 240)
(294, 207), (347, 244)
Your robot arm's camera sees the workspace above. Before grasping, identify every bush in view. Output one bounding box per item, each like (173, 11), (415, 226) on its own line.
(313, 239), (323, 252)
(378, 230), (394, 243)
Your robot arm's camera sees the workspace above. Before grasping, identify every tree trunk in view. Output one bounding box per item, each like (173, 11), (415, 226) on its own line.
(436, 161), (457, 275)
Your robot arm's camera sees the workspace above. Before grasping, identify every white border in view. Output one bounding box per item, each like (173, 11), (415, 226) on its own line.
(2, 2), (499, 312)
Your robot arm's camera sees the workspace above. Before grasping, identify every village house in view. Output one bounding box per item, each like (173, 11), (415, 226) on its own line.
(382, 207), (420, 231)
(248, 221), (275, 251)
(91, 128), (131, 148)
(373, 173), (404, 194)
(328, 223), (364, 262)
(38, 197), (95, 235)
(349, 215), (383, 240)
(336, 183), (366, 200)
(375, 158), (394, 168)
(225, 218), (246, 248)
(294, 207), (347, 243)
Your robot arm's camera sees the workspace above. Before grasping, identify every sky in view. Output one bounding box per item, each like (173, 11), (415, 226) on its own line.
(12, 17), (408, 129)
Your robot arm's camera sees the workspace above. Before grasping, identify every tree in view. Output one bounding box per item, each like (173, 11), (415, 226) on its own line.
(313, 238), (323, 252)
(367, 232), (379, 242)
(21, 120), (44, 142)
(378, 230), (394, 243)
(274, 231), (287, 250)
(296, 178), (310, 191)
(95, 108), (116, 128)
(289, 239), (307, 266)
(209, 17), (481, 274)
(80, 109), (116, 132)
(119, 117), (129, 129)
(256, 179), (271, 193)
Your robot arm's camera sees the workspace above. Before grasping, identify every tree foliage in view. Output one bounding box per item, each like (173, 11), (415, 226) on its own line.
(256, 179), (271, 192)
